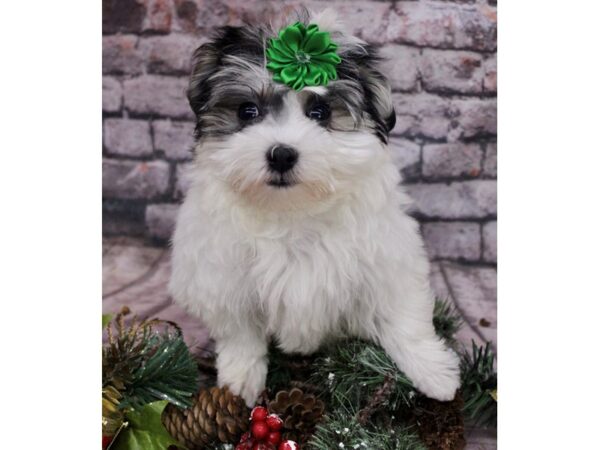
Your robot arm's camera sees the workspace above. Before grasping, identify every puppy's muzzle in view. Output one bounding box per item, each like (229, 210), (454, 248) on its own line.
(266, 145), (298, 174)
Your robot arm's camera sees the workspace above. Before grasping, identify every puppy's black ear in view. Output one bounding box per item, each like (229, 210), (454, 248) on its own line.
(359, 66), (396, 142)
(187, 41), (220, 119)
(187, 27), (246, 133)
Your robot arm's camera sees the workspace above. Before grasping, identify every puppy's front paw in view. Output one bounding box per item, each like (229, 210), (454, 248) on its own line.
(411, 346), (461, 401)
(218, 357), (268, 407)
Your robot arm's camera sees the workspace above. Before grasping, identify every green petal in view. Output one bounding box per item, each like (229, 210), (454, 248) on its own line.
(306, 23), (318, 34)
(279, 23), (304, 52)
(292, 21), (306, 33)
(311, 61), (336, 80)
(311, 51), (342, 65)
(280, 65), (300, 80)
(304, 31), (331, 55)
(292, 77), (305, 91)
(328, 69), (338, 81)
(279, 64), (304, 86)
(310, 41), (337, 57)
(306, 63), (335, 86)
(266, 61), (288, 71)
(269, 39), (296, 59)
(324, 42), (338, 53)
(304, 66), (323, 86)
(267, 22), (341, 89)
(266, 47), (295, 64)
(302, 23), (318, 45)
(317, 60), (340, 81)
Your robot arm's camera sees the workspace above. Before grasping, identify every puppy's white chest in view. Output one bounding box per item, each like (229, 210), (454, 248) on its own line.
(247, 227), (367, 347)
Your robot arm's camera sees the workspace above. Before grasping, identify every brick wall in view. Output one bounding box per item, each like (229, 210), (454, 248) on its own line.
(102, 0), (497, 265)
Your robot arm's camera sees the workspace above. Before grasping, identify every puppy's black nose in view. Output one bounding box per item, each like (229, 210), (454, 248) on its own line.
(267, 145), (298, 173)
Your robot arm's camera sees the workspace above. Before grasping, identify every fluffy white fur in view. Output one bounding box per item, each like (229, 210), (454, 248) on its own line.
(170, 13), (460, 407)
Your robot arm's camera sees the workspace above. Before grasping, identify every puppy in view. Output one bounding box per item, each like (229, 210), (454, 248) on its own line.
(169, 10), (460, 406)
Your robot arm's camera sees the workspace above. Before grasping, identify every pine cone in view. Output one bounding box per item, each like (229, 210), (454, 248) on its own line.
(268, 388), (325, 442)
(162, 386), (250, 449)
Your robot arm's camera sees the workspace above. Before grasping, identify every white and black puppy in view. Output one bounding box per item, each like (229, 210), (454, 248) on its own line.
(169, 10), (460, 406)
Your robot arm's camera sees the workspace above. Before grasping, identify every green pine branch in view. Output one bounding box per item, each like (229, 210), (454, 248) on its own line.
(460, 341), (497, 428)
(310, 339), (418, 411)
(120, 332), (199, 409)
(308, 404), (426, 450)
(103, 310), (199, 410)
(433, 298), (463, 343)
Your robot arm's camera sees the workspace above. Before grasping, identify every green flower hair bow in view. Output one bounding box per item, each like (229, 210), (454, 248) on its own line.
(266, 22), (342, 91)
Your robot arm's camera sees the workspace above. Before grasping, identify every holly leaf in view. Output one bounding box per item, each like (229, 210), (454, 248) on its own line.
(112, 401), (185, 450)
(102, 314), (113, 329)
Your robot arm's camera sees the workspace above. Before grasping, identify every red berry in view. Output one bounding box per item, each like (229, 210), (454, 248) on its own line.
(236, 444), (253, 450)
(266, 431), (282, 445)
(240, 432), (252, 443)
(252, 442), (274, 450)
(251, 420), (270, 440)
(278, 440), (300, 450)
(251, 406), (269, 422)
(102, 435), (113, 450)
(266, 413), (283, 431)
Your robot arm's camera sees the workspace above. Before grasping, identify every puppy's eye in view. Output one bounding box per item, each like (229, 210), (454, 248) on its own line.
(307, 103), (330, 121)
(238, 102), (260, 121)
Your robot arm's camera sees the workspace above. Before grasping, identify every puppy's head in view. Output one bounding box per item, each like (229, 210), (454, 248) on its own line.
(188, 10), (396, 212)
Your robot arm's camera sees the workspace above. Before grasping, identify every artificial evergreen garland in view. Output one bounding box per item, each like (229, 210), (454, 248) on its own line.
(460, 342), (497, 429)
(102, 307), (199, 449)
(103, 308), (199, 410)
(102, 300), (497, 450)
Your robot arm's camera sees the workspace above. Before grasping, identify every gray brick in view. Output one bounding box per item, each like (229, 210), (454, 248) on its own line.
(142, 0), (172, 33)
(387, 2), (497, 52)
(177, 0), (351, 34)
(138, 35), (201, 74)
(483, 55), (497, 93)
(146, 203), (179, 240)
(313, 1), (392, 44)
(430, 262), (451, 301)
(102, 212), (146, 237)
(405, 180), (496, 219)
(393, 94), (495, 142)
(103, 0), (146, 34)
(420, 49), (484, 94)
(104, 119), (153, 157)
(392, 93), (455, 141)
(175, 162), (194, 199)
(450, 98), (497, 141)
(103, 77), (122, 113)
(422, 143), (482, 179)
(483, 143), (497, 177)
(103, 159), (171, 199)
(123, 75), (192, 119)
(378, 45), (419, 92)
(482, 221), (497, 263)
(173, 0), (229, 32)
(389, 137), (420, 181)
(103, 35), (143, 75)
(172, 0), (200, 33)
(152, 119), (195, 160)
(422, 222), (481, 261)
